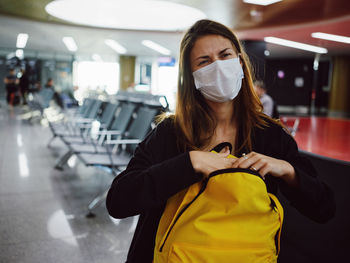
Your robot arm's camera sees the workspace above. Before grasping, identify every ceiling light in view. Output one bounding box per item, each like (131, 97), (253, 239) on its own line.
(243, 0), (282, 6)
(16, 49), (24, 59)
(264, 37), (328, 54)
(6, 52), (15, 60)
(16, 33), (28, 48)
(104, 39), (127, 54)
(311, 32), (350, 44)
(62, 37), (78, 52)
(141, 40), (171, 55)
(45, 0), (206, 31)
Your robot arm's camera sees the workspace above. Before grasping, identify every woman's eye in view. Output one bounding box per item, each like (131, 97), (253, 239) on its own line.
(198, 60), (208, 66)
(222, 53), (232, 58)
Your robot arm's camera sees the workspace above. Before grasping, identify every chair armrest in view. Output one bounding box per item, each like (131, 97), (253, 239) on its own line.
(97, 130), (122, 135)
(104, 139), (141, 145)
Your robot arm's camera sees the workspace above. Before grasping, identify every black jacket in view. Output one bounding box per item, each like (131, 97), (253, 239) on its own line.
(106, 118), (335, 263)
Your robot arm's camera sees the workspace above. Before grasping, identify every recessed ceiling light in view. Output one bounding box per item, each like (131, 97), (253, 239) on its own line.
(141, 40), (171, 55)
(16, 33), (28, 49)
(46, 0), (206, 31)
(243, 0), (282, 6)
(62, 37), (78, 52)
(311, 32), (350, 44)
(104, 39), (127, 54)
(264, 37), (328, 54)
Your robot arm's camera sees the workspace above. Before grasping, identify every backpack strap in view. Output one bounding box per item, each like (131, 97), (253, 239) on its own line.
(211, 142), (233, 153)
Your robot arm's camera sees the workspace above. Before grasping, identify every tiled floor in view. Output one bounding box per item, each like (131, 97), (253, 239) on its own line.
(0, 105), (135, 263)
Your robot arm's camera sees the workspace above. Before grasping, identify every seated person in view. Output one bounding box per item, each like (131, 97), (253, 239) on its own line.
(254, 80), (279, 118)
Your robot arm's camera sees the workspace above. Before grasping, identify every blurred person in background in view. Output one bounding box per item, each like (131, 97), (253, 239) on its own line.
(3, 68), (20, 106)
(44, 78), (64, 108)
(254, 80), (279, 118)
(19, 68), (30, 105)
(44, 78), (55, 91)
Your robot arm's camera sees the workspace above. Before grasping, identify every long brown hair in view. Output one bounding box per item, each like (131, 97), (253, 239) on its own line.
(161, 19), (274, 154)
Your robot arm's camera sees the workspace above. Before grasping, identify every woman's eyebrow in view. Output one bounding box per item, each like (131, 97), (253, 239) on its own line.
(194, 48), (233, 61)
(219, 48), (232, 54)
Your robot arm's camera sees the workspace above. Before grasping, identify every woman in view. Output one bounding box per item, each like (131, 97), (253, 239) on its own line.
(106, 19), (335, 263)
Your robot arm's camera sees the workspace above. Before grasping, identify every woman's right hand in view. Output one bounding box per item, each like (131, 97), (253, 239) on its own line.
(189, 148), (236, 178)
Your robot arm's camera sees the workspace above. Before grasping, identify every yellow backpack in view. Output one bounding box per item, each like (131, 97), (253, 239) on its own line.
(154, 143), (284, 263)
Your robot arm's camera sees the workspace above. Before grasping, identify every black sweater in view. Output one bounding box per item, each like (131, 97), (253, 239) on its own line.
(106, 118), (335, 263)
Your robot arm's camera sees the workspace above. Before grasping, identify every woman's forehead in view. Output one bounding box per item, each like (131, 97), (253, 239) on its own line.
(191, 35), (235, 57)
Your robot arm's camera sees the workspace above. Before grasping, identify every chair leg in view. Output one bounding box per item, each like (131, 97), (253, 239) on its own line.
(291, 118), (300, 137)
(47, 135), (57, 148)
(86, 188), (109, 218)
(54, 150), (73, 170)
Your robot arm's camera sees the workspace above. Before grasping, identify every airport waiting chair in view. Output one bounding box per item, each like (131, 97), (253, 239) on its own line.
(54, 92), (168, 170)
(60, 101), (118, 143)
(47, 98), (97, 137)
(76, 106), (159, 217)
(49, 97), (94, 126)
(77, 106), (159, 170)
(96, 102), (120, 129)
(114, 90), (169, 112)
(281, 116), (300, 137)
(59, 90), (167, 146)
(60, 102), (135, 146)
(48, 99), (104, 146)
(66, 102), (136, 150)
(63, 98), (104, 131)
(71, 97), (94, 118)
(54, 102), (136, 170)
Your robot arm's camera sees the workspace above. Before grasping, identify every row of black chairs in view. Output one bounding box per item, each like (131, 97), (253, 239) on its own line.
(47, 91), (168, 216)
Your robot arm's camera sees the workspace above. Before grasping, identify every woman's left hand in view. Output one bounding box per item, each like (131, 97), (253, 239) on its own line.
(232, 152), (298, 187)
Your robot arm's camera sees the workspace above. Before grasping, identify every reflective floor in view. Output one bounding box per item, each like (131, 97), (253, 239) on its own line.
(281, 116), (350, 162)
(0, 105), (134, 263)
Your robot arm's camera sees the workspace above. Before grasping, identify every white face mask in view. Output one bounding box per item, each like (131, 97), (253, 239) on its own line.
(192, 58), (244, 103)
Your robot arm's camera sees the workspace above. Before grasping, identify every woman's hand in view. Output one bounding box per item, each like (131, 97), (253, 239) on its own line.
(189, 147), (236, 178)
(232, 152), (298, 187)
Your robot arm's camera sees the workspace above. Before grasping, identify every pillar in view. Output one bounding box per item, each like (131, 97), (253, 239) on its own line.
(328, 56), (350, 118)
(119, 55), (136, 91)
